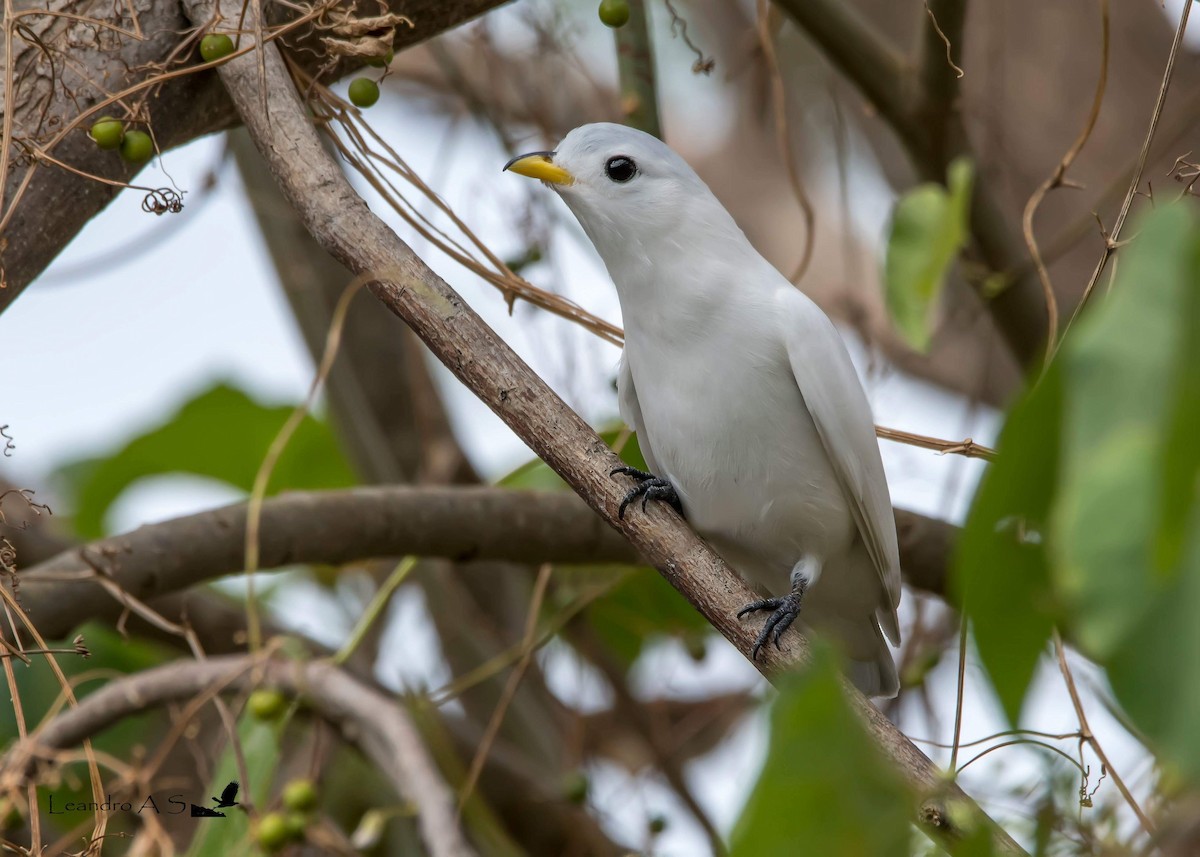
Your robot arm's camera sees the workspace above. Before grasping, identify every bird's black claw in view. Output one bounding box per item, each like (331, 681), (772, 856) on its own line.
(737, 587), (806, 661)
(610, 467), (683, 519)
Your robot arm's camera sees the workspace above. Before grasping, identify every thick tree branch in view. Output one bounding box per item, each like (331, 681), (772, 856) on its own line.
(2, 655), (478, 857)
(14, 487), (955, 640)
(0, 0), (508, 316)
(176, 5), (1022, 851)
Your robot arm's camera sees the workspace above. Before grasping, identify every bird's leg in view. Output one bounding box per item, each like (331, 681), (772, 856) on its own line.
(737, 561), (815, 660)
(609, 466), (684, 519)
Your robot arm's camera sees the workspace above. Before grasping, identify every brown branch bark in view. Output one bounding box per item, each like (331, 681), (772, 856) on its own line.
(2, 655), (478, 857)
(177, 3), (1023, 850)
(0, 0), (509, 316)
(14, 487), (956, 641)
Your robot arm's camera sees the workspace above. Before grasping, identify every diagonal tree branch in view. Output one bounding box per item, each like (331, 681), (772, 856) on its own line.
(178, 2), (1024, 850)
(2, 655), (478, 857)
(13, 487), (957, 641)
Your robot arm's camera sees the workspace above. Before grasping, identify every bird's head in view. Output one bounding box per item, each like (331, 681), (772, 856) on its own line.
(504, 123), (736, 275)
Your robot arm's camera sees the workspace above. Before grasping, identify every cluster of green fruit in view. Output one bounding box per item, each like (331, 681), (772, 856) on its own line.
(86, 32), (242, 164)
(256, 779), (320, 852)
(88, 117), (153, 165)
(245, 690), (320, 852)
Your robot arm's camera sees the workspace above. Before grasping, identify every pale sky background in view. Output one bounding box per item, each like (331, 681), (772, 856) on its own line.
(1, 1), (1174, 852)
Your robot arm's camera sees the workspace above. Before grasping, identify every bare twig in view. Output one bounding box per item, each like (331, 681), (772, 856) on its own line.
(185, 4), (1024, 850)
(458, 563), (552, 811)
(1064, 0), (1192, 349)
(874, 426), (996, 461)
(923, 2), (963, 81)
(243, 280), (361, 650)
(1021, 0), (1108, 367)
(1053, 633), (1154, 837)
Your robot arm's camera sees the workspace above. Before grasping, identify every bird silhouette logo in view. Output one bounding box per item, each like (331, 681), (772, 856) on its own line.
(189, 781), (239, 817)
(212, 782), (239, 809)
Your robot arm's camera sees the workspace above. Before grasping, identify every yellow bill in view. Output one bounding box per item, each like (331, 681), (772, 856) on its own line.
(503, 151), (574, 186)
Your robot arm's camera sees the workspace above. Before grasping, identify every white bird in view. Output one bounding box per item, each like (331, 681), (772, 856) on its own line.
(505, 123), (902, 697)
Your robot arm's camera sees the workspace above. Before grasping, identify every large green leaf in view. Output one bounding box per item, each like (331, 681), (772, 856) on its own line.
(1052, 202), (1200, 656)
(884, 158), (974, 352)
(60, 382), (356, 538)
(1052, 201), (1200, 781)
(955, 366), (1063, 724)
(731, 644), (913, 857)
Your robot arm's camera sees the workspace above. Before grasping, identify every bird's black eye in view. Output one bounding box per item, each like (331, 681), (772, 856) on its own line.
(605, 156), (637, 183)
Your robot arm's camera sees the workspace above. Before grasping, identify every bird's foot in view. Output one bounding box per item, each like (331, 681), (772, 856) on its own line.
(609, 466), (683, 519)
(737, 581), (807, 661)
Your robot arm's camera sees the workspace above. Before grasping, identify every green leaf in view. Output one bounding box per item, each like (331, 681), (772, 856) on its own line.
(60, 382), (356, 538)
(1155, 240), (1200, 573)
(1052, 201), (1200, 657)
(731, 644), (913, 857)
(955, 365), (1062, 724)
(1051, 201), (1200, 782)
(884, 158), (974, 352)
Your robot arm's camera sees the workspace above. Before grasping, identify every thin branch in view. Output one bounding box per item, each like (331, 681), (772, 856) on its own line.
(875, 425), (996, 461)
(184, 4), (1025, 850)
(1053, 633), (1154, 837)
(243, 280), (361, 650)
(458, 563), (552, 811)
(1021, 0), (1109, 368)
(2, 655), (479, 857)
(1063, 0), (1192, 350)
(918, 0), (968, 166)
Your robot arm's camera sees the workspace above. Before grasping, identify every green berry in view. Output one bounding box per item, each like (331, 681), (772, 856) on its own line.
(348, 77), (380, 108)
(200, 33), (235, 62)
(282, 779), (319, 813)
(561, 771), (589, 805)
(366, 49), (394, 68)
(90, 117), (124, 150)
(598, 0), (631, 28)
(648, 814), (668, 835)
(247, 689), (288, 721)
(284, 812), (308, 841)
(256, 812), (290, 852)
(119, 130), (153, 164)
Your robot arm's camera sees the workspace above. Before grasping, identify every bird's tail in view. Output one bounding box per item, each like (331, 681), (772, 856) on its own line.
(846, 620), (899, 698)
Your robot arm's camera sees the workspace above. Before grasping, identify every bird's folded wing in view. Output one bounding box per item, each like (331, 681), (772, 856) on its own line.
(617, 352), (663, 474)
(778, 288), (902, 644)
